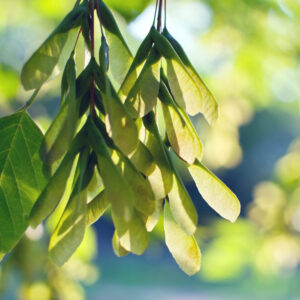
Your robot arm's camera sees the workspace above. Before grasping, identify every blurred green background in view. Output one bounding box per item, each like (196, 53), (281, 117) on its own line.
(0, 0), (300, 299)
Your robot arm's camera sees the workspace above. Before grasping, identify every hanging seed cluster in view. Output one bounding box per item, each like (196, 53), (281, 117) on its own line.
(21, 0), (240, 275)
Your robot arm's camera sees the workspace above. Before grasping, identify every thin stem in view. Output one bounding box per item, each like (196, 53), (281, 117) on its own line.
(96, 0), (104, 37)
(20, 88), (41, 111)
(152, 0), (159, 26)
(164, 0), (167, 28)
(89, 0), (95, 58)
(74, 0), (81, 8)
(156, 0), (163, 32)
(73, 28), (82, 51)
(89, 0), (96, 120)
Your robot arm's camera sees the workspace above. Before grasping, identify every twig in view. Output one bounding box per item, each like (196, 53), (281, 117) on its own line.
(20, 88), (41, 111)
(157, 0), (163, 32)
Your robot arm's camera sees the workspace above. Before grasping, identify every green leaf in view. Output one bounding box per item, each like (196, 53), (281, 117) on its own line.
(164, 202), (201, 276)
(0, 111), (49, 253)
(87, 118), (134, 222)
(159, 82), (202, 164)
(95, 60), (138, 155)
(30, 131), (85, 228)
(151, 28), (203, 116)
(188, 160), (240, 223)
(145, 198), (163, 232)
(99, 0), (133, 86)
(112, 230), (129, 257)
(112, 210), (149, 255)
(125, 48), (161, 118)
(49, 147), (90, 266)
(21, 4), (87, 90)
(43, 54), (78, 165)
(143, 113), (173, 199)
(112, 150), (155, 216)
(104, 92), (139, 155)
(128, 140), (155, 175)
(167, 173), (198, 236)
(162, 28), (218, 125)
(86, 190), (109, 226)
(164, 146), (198, 236)
(118, 32), (153, 102)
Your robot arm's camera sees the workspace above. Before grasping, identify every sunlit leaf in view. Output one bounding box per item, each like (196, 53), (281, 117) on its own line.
(43, 54), (78, 165)
(112, 210), (149, 255)
(104, 90), (139, 155)
(112, 150), (155, 216)
(162, 28), (218, 124)
(143, 113), (173, 199)
(87, 118), (134, 222)
(48, 148), (90, 266)
(99, 0), (133, 86)
(151, 27), (202, 116)
(159, 82), (202, 164)
(128, 140), (155, 175)
(112, 230), (129, 257)
(188, 160), (240, 223)
(86, 190), (109, 226)
(30, 133), (85, 228)
(21, 3), (87, 90)
(95, 60), (139, 155)
(0, 111), (49, 253)
(145, 198), (163, 232)
(118, 32), (153, 102)
(125, 48), (161, 118)
(164, 201), (201, 276)
(167, 173), (198, 236)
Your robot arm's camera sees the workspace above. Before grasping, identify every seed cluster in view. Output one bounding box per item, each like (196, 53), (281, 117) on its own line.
(22, 0), (240, 275)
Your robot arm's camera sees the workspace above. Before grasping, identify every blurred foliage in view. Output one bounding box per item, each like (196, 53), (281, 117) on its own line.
(201, 139), (300, 281)
(0, 0), (300, 298)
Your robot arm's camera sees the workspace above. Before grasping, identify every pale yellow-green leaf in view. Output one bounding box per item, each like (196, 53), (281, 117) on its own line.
(125, 48), (161, 118)
(87, 118), (134, 222)
(188, 160), (240, 223)
(0, 252), (5, 262)
(118, 33), (152, 102)
(162, 28), (218, 124)
(164, 202), (201, 276)
(86, 190), (109, 226)
(112, 231), (129, 257)
(105, 30), (133, 87)
(30, 133), (84, 228)
(104, 92), (138, 155)
(168, 173), (198, 236)
(112, 210), (149, 255)
(49, 187), (87, 266)
(160, 89), (202, 164)
(145, 198), (163, 232)
(48, 147), (89, 266)
(99, 1), (133, 87)
(112, 150), (155, 216)
(185, 66), (218, 125)
(43, 55), (78, 165)
(167, 58), (202, 116)
(144, 126), (173, 199)
(128, 141), (155, 175)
